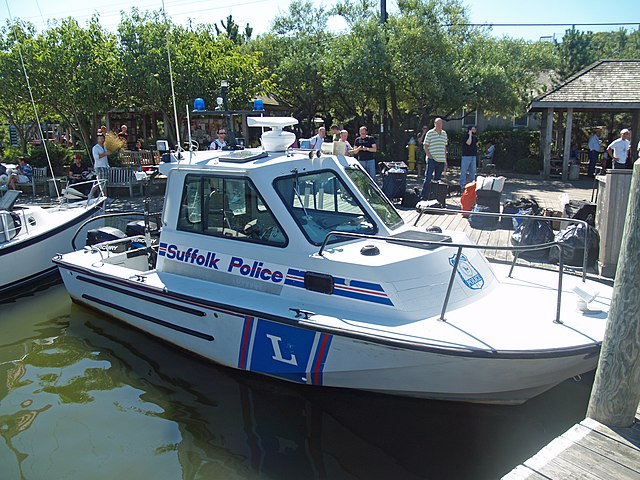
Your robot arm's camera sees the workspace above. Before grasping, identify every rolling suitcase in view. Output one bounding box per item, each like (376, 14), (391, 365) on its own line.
(428, 181), (448, 207)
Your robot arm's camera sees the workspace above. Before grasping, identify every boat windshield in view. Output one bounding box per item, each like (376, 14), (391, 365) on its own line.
(345, 167), (403, 230)
(274, 169), (377, 245)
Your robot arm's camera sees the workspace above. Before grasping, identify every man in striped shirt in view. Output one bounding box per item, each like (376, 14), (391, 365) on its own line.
(419, 117), (448, 200)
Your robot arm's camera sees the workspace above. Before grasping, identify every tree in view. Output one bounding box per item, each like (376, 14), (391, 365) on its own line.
(555, 27), (640, 77)
(251, 0), (334, 135)
(118, 9), (272, 145)
(0, 21), (39, 152)
(27, 16), (122, 151)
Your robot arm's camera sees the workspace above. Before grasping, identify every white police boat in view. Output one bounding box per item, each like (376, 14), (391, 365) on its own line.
(1, 188), (106, 299)
(53, 118), (610, 404)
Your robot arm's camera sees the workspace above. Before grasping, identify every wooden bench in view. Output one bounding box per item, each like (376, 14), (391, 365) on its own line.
(15, 166), (48, 195)
(107, 166), (143, 197)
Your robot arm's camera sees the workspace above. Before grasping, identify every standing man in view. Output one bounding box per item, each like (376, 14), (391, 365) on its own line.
(419, 118), (448, 200)
(607, 128), (631, 170)
(309, 127), (326, 150)
(460, 125), (477, 189)
(339, 129), (353, 155)
(209, 127), (228, 150)
(353, 126), (377, 179)
(330, 125), (340, 142)
(587, 127), (601, 176)
(92, 131), (111, 182)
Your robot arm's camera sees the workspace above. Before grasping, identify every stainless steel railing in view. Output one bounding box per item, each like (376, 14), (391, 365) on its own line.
(318, 210), (596, 323)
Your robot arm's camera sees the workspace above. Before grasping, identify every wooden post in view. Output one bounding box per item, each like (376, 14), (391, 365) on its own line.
(543, 108), (553, 178)
(631, 110), (639, 162)
(587, 159), (640, 427)
(562, 108), (573, 180)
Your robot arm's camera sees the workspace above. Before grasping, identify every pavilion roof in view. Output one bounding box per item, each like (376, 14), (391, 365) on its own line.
(529, 59), (640, 111)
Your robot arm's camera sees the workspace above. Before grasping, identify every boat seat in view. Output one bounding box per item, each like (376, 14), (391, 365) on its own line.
(0, 189), (21, 211)
(0, 211), (21, 242)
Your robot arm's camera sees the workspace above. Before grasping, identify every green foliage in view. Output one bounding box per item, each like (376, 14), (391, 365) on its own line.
(27, 144), (74, 174)
(478, 129), (540, 170)
(514, 157), (542, 174)
(2, 146), (24, 162)
(555, 27), (640, 77)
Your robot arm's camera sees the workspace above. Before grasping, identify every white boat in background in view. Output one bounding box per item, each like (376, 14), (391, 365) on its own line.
(54, 118), (611, 405)
(1, 189), (106, 299)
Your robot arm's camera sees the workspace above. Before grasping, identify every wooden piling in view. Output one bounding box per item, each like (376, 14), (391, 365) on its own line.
(587, 159), (640, 427)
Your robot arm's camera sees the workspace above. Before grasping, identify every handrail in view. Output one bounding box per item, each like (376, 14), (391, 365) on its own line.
(318, 229), (569, 324)
(414, 206), (592, 282)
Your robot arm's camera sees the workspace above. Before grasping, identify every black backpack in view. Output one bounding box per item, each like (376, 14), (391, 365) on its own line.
(511, 218), (554, 262)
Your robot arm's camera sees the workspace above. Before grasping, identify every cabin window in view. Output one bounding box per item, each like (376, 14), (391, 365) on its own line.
(274, 170), (377, 245)
(177, 174), (287, 246)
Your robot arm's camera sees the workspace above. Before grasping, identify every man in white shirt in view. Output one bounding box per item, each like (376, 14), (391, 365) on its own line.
(587, 127), (601, 176)
(309, 127), (326, 150)
(92, 132), (111, 181)
(607, 128), (631, 169)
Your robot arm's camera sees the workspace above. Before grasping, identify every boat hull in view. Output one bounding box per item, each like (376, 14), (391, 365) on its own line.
(55, 261), (601, 405)
(1, 200), (105, 299)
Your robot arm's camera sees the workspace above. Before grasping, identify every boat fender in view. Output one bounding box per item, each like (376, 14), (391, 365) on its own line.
(360, 244), (380, 256)
(426, 226), (442, 233)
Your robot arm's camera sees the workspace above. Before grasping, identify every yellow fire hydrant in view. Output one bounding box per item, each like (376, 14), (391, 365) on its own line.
(406, 137), (417, 171)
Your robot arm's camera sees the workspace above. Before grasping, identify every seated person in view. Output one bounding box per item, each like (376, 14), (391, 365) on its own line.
(68, 154), (88, 184)
(481, 140), (495, 169)
(7, 157), (33, 190)
(0, 163), (7, 190)
(482, 141), (495, 161)
(68, 154), (92, 194)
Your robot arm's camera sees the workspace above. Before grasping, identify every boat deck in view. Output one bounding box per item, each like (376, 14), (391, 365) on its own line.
(502, 405), (640, 479)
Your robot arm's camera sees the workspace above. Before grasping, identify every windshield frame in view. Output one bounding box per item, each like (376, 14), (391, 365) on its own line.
(273, 168), (379, 246)
(345, 165), (404, 230)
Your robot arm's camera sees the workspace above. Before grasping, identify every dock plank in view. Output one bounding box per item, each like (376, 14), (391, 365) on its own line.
(564, 424), (640, 471)
(501, 465), (548, 480)
(503, 413), (640, 479)
(522, 436), (606, 480)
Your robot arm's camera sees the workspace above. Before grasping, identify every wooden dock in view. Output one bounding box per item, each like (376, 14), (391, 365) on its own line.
(397, 172), (605, 271)
(502, 408), (640, 479)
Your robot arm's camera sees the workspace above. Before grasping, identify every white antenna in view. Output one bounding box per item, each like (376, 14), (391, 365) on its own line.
(5, 1), (60, 198)
(162, 0), (181, 151)
(186, 104), (192, 147)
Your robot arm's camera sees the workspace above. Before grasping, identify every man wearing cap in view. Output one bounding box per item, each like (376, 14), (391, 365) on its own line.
(68, 154), (91, 194)
(607, 129), (631, 169)
(92, 131), (111, 181)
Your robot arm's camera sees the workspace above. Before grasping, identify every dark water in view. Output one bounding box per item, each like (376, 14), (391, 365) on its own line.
(0, 285), (595, 480)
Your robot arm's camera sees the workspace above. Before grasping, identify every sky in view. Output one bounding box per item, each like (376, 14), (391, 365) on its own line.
(0, 0), (637, 42)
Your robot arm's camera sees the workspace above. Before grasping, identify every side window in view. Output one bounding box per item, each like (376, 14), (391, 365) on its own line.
(177, 175), (287, 246)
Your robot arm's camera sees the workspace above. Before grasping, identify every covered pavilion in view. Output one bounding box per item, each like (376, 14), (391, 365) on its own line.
(529, 59), (640, 179)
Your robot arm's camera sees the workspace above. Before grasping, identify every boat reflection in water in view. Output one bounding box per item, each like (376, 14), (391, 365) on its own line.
(0, 286), (593, 480)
